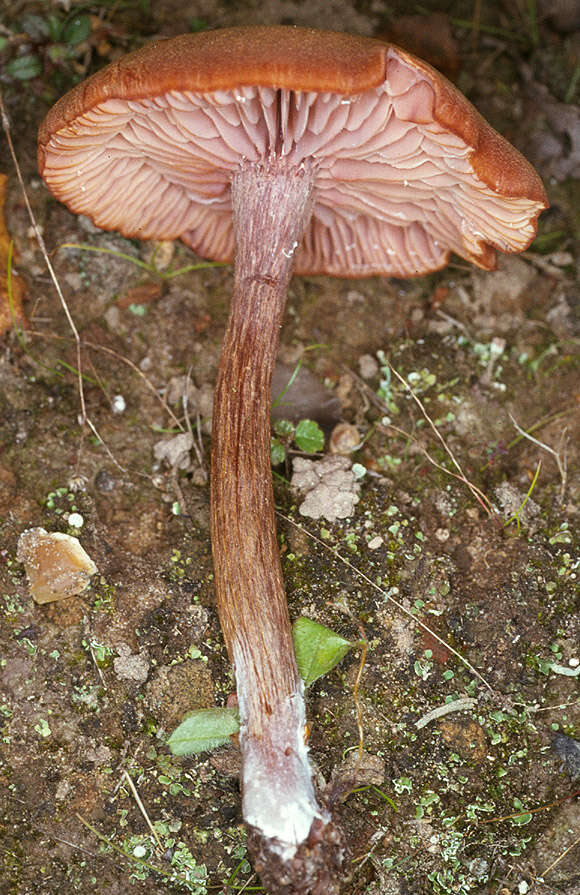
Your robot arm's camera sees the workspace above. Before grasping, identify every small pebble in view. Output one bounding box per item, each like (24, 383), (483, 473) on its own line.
(17, 527), (97, 604)
(329, 422), (360, 454)
(111, 394), (126, 414)
(553, 732), (580, 780)
(95, 469), (116, 493)
(358, 354), (379, 379)
(550, 250), (573, 266)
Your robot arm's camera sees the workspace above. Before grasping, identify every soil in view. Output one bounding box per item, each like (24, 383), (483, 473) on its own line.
(0, 2), (579, 895)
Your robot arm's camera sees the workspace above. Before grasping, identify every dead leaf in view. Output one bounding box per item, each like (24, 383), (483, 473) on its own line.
(116, 280), (164, 308)
(0, 173), (27, 336)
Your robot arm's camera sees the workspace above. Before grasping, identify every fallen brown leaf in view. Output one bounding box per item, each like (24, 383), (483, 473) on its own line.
(116, 280), (164, 309)
(0, 172), (27, 336)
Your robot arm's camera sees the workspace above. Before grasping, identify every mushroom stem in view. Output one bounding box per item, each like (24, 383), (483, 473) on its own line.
(211, 156), (314, 821)
(210, 158), (343, 888)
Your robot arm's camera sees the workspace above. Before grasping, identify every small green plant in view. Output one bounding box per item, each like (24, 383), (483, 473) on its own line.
(34, 718), (52, 738)
(413, 649), (434, 681)
(168, 549), (193, 583)
(504, 461), (541, 534)
(528, 650), (580, 678)
(292, 617), (365, 687)
(43, 486), (78, 514)
(167, 707), (240, 756)
(167, 618), (363, 756)
(93, 582), (116, 612)
(509, 799), (532, 826)
(270, 417), (324, 465)
(87, 818), (208, 893)
(376, 350), (399, 416)
(82, 638), (114, 668)
(2, 10), (92, 82)
(59, 241), (221, 281)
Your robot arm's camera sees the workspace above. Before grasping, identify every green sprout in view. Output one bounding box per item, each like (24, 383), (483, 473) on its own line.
(270, 417), (324, 465)
(58, 241), (221, 281)
(167, 618), (363, 756)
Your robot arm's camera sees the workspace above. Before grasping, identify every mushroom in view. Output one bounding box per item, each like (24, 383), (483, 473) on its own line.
(38, 25), (547, 893)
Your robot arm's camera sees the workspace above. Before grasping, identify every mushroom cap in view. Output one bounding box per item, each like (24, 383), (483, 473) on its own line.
(38, 26), (547, 277)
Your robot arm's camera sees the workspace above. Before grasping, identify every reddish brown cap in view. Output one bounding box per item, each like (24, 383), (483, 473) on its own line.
(38, 26), (547, 277)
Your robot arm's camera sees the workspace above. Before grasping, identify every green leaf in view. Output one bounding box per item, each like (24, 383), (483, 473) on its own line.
(189, 18), (208, 32)
(49, 13), (66, 41)
(271, 359), (303, 409)
(47, 44), (72, 63)
(293, 617), (359, 687)
(19, 13), (53, 40)
(167, 708), (239, 756)
(270, 438), (286, 466)
(273, 418), (295, 438)
(6, 54), (42, 80)
(62, 14), (91, 46)
(294, 419), (324, 454)
(548, 662), (580, 677)
(510, 812), (532, 826)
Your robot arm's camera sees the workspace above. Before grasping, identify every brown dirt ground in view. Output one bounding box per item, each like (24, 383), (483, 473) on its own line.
(0, 2), (579, 894)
